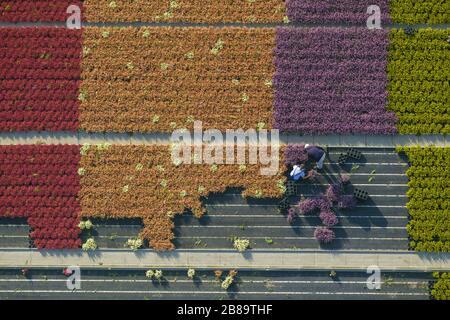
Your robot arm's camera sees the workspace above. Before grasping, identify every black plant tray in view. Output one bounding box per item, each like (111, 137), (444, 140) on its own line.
(278, 197), (290, 210)
(285, 180), (298, 196)
(354, 188), (369, 201)
(338, 153), (348, 165)
(346, 148), (362, 160)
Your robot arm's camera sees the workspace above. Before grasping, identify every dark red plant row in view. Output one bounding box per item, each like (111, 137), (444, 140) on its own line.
(0, 112), (78, 121)
(0, 145), (82, 249)
(0, 69), (80, 80)
(0, 196), (79, 208)
(0, 48), (81, 58)
(0, 1), (83, 22)
(0, 79), (79, 90)
(1, 207), (78, 219)
(0, 102), (78, 112)
(30, 228), (80, 240)
(0, 166), (78, 176)
(0, 122), (78, 131)
(0, 28), (81, 132)
(0, 144), (80, 155)
(33, 239), (82, 249)
(28, 217), (79, 229)
(1, 28), (82, 40)
(0, 175), (79, 186)
(0, 186), (79, 197)
(0, 121), (78, 131)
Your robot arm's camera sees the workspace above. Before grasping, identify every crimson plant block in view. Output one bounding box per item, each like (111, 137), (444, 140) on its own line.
(0, 28), (81, 131)
(286, 0), (391, 25)
(0, 145), (82, 249)
(0, 1), (83, 22)
(274, 27), (397, 134)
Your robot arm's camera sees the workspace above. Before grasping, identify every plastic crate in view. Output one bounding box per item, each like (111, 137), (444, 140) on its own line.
(338, 153), (348, 165)
(353, 188), (369, 201)
(278, 197), (290, 210)
(346, 148), (362, 160)
(285, 180), (297, 196)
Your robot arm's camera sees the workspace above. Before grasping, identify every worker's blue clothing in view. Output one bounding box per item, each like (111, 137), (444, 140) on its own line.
(305, 145), (325, 162)
(290, 165), (306, 181)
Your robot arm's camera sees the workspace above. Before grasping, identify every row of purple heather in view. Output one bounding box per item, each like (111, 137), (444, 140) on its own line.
(274, 27), (397, 134)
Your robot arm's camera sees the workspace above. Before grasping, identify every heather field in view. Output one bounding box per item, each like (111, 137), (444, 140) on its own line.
(399, 146), (450, 252)
(0, 144), (286, 250)
(82, 0), (286, 23)
(78, 144), (286, 250)
(0, 0), (449, 302)
(80, 27), (276, 132)
(3, 144), (449, 254)
(0, 1), (84, 22)
(387, 28), (450, 134)
(2, 1), (448, 24)
(285, 0), (391, 25)
(389, 0), (450, 24)
(0, 145), (81, 249)
(0, 28), (81, 131)
(1, 26), (449, 134)
(273, 27), (397, 134)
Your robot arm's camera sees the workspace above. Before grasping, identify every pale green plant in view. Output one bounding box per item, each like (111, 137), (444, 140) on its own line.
(210, 39), (224, 55)
(233, 238), (250, 252)
(78, 220), (93, 230)
(154, 270), (163, 280)
(254, 189), (263, 198)
(142, 29), (150, 38)
(78, 91), (87, 102)
(187, 268), (196, 279)
(160, 179), (168, 188)
(96, 143), (111, 151)
(80, 144), (91, 156)
(221, 275), (234, 289)
(185, 51), (195, 59)
(125, 238), (143, 251)
(82, 238), (97, 251)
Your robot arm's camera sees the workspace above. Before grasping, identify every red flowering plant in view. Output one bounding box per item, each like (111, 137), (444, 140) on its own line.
(0, 28), (81, 132)
(0, 1), (84, 23)
(0, 145), (82, 249)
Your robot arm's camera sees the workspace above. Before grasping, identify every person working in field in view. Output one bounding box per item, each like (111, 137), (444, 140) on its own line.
(305, 144), (327, 170)
(290, 163), (315, 181)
